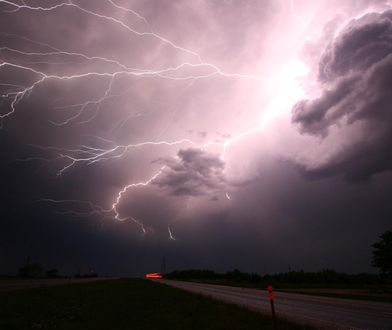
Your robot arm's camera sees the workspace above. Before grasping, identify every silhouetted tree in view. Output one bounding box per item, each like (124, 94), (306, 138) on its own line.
(166, 268), (388, 286)
(46, 268), (59, 278)
(372, 230), (392, 275)
(18, 263), (43, 278)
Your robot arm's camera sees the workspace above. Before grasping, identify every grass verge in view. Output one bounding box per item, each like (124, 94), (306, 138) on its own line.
(170, 278), (392, 303)
(277, 287), (392, 303)
(0, 278), (314, 330)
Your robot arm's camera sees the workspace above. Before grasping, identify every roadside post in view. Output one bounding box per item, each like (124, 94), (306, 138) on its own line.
(267, 284), (277, 329)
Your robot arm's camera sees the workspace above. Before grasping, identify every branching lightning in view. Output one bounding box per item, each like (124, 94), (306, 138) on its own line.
(0, 0), (309, 239)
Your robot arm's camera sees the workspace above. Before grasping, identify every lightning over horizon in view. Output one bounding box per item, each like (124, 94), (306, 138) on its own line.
(1, 0), (391, 263)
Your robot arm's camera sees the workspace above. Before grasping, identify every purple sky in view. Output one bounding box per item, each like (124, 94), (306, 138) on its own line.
(0, 0), (391, 276)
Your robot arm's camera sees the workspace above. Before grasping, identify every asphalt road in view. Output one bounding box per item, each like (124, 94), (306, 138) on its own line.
(160, 280), (392, 330)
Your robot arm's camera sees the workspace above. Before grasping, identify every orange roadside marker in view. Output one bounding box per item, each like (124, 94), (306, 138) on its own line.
(266, 284), (276, 328)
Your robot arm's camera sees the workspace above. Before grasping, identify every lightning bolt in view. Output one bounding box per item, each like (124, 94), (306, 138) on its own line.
(168, 226), (176, 241)
(0, 0), (264, 125)
(38, 198), (113, 218)
(289, 0), (307, 27)
(1, 0), (307, 239)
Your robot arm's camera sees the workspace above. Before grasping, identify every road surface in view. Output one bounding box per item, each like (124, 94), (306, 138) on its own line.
(160, 280), (392, 329)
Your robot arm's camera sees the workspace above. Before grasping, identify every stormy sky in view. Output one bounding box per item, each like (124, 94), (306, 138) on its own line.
(0, 0), (391, 276)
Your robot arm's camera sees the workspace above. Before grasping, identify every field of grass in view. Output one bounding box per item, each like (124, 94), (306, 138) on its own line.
(0, 278), (314, 330)
(278, 287), (392, 303)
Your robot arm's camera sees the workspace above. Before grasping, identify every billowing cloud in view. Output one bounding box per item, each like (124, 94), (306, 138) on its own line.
(1, 0), (392, 277)
(153, 148), (226, 197)
(319, 10), (392, 82)
(293, 10), (392, 180)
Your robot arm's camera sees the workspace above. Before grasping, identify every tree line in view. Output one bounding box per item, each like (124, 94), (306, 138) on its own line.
(165, 268), (391, 287)
(166, 230), (392, 287)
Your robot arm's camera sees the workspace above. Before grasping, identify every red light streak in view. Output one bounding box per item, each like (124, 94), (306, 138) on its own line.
(145, 272), (163, 279)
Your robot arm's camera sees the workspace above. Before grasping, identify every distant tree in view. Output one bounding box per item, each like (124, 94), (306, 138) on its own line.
(372, 230), (392, 275)
(18, 263), (43, 278)
(46, 268), (59, 278)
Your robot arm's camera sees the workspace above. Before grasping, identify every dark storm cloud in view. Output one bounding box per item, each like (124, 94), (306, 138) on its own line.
(171, 156), (392, 274)
(318, 10), (392, 82)
(293, 10), (392, 180)
(153, 148), (226, 197)
(292, 75), (359, 135)
(0, 0), (276, 276)
(1, 0), (391, 278)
